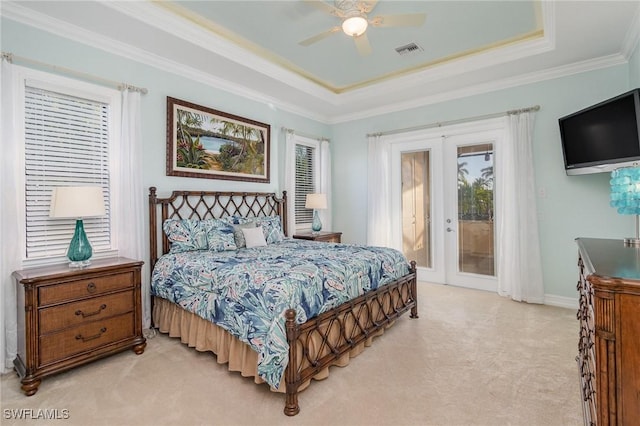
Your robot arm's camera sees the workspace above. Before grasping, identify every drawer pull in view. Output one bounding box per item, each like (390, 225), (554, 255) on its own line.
(75, 327), (107, 342)
(86, 282), (97, 293)
(75, 304), (107, 318)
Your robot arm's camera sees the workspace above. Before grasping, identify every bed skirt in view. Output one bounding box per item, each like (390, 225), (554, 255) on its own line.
(152, 296), (391, 393)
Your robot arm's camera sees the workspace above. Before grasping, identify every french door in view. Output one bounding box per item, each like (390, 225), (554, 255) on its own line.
(390, 122), (503, 291)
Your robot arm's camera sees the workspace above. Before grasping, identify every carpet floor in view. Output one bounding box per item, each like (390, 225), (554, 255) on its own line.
(1, 283), (582, 426)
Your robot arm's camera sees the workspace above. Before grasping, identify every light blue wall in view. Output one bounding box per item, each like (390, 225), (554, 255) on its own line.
(331, 65), (632, 299)
(1, 18), (330, 198)
(631, 41), (640, 87)
(2, 17), (637, 300)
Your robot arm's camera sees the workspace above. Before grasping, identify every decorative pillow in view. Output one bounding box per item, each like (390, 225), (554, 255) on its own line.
(256, 216), (285, 244)
(204, 218), (232, 229)
(206, 224), (237, 252)
(224, 215), (255, 226)
(242, 226), (267, 248)
(163, 219), (208, 253)
(233, 222), (257, 248)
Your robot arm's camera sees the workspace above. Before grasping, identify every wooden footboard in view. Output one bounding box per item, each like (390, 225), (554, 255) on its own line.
(283, 261), (418, 416)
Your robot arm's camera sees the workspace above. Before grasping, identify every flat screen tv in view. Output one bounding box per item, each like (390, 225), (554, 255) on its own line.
(559, 88), (640, 175)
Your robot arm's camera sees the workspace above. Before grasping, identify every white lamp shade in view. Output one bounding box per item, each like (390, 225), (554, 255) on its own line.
(305, 193), (327, 209)
(49, 186), (106, 218)
(342, 16), (368, 37)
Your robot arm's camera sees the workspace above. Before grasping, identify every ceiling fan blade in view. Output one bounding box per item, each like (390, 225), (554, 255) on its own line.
(354, 33), (372, 56)
(356, 0), (378, 14)
(370, 13), (426, 28)
(299, 26), (342, 46)
(303, 0), (345, 18)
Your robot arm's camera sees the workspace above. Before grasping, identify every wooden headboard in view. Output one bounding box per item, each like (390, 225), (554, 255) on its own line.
(148, 187), (287, 271)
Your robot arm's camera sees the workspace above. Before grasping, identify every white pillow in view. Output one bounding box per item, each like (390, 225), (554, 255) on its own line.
(242, 226), (267, 248)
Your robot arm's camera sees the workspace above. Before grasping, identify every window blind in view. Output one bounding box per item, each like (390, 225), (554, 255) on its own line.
(295, 144), (315, 224)
(24, 86), (111, 259)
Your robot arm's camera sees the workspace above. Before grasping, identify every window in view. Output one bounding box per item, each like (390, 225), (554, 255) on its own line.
(17, 68), (121, 265)
(294, 138), (320, 229)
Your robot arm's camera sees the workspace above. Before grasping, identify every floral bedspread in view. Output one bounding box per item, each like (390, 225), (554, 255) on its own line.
(151, 238), (410, 388)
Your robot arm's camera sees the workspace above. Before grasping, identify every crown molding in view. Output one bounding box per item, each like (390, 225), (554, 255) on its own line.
(339, 32), (554, 107)
(101, 1), (340, 105)
(331, 53), (628, 124)
(336, 2), (555, 106)
(1, 0), (634, 126)
(1, 1), (331, 123)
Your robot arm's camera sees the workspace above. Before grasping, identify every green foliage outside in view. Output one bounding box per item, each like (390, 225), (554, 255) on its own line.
(458, 162), (494, 220)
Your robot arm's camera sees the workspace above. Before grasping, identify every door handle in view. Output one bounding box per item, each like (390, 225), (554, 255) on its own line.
(446, 227), (454, 232)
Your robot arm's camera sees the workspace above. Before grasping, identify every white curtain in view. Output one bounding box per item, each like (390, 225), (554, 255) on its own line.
(1, 58), (21, 372)
(367, 134), (393, 247)
(318, 140), (332, 231)
(283, 130), (296, 237)
(496, 112), (545, 303)
(114, 89), (150, 327)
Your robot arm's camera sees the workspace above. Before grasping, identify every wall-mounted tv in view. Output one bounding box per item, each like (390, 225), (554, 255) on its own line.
(559, 88), (640, 175)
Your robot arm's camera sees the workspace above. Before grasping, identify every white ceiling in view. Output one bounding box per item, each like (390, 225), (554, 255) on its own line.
(3, 1), (640, 123)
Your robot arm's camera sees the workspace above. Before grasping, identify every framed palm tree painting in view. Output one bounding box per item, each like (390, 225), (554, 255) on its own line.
(166, 97), (270, 183)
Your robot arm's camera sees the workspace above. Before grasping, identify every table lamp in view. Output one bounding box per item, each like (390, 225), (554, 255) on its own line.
(49, 186), (106, 267)
(610, 166), (640, 246)
(305, 193), (327, 234)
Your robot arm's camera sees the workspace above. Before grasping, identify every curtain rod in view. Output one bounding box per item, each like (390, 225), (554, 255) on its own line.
(2, 51), (148, 94)
(281, 127), (329, 143)
(367, 105), (540, 138)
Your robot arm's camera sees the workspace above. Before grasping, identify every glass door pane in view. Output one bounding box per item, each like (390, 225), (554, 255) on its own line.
(456, 144), (495, 276)
(401, 151), (431, 268)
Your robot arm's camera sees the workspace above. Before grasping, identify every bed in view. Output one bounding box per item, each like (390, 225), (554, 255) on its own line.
(148, 187), (418, 415)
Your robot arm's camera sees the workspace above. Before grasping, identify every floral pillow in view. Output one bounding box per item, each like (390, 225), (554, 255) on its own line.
(224, 216), (255, 226)
(206, 224), (237, 252)
(163, 219), (208, 253)
(255, 216), (285, 244)
(164, 218), (237, 253)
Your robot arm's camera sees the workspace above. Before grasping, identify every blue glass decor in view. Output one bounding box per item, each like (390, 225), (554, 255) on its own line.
(610, 167), (640, 246)
(67, 219), (92, 267)
(311, 210), (322, 233)
(610, 167), (640, 214)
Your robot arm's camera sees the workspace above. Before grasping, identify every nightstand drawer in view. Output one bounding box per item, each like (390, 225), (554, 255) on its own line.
(39, 313), (134, 366)
(38, 271), (135, 306)
(319, 234), (341, 243)
(39, 291), (134, 335)
(293, 231), (342, 243)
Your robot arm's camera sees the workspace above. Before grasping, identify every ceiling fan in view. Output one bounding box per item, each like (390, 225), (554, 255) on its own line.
(299, 0), (426, 56)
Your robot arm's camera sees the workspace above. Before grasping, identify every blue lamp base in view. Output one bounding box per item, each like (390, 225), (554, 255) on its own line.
(67, 219), (93, 268)
(311, 210), (322, 234)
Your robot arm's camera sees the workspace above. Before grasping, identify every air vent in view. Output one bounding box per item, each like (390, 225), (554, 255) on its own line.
(395, 43), (424, 56)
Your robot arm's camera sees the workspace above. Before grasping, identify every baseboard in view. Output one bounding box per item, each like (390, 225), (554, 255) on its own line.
(420, 281), (579, 309)
(544, 293), (578, 310)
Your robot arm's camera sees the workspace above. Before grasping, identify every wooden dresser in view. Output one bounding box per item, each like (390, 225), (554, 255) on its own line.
(13, 257), (146, 395)
(576, 238), (640, 425)
(293, 231), (342, 243)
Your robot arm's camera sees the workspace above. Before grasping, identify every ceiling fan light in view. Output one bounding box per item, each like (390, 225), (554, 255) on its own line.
(342, 16), (368, 37)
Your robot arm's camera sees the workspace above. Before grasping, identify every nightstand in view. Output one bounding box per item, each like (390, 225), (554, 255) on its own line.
(12, 257), (146, 396)
(293, 231), (342, 243)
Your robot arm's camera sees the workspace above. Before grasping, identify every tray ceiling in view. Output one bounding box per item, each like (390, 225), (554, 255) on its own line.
(2, 1), (639, 122)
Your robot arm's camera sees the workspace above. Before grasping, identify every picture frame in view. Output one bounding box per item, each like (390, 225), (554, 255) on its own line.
(166, 97), (270, 183)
